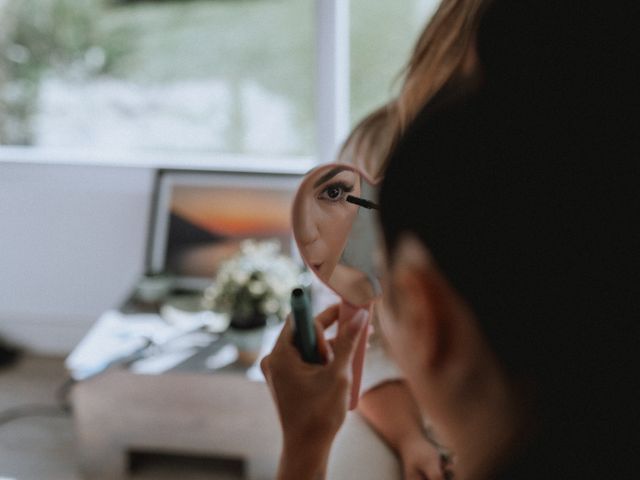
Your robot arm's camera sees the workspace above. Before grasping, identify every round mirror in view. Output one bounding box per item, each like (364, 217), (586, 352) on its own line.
(292, 164), (381, 307)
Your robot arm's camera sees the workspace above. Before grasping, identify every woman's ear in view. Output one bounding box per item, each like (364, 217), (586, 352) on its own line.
(388, 235), (451, 370)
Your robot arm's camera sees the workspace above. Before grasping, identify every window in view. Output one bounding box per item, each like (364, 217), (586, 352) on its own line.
(350, 0), (440, 124)
(0, 0), (315, 156)
(0, 0), (439, 162)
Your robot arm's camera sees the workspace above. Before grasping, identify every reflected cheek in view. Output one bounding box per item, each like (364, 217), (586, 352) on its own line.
(305, 239), (327, 264)
(322, 212), (348, 251)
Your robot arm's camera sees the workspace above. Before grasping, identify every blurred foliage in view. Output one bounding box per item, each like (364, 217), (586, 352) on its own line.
(0, 0), (130, 144)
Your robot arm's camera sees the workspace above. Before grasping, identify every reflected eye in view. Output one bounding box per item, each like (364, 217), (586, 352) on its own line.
(318, 182), (354, 202)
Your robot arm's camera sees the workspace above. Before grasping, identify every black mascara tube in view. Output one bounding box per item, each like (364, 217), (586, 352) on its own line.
(290, 288), (321, 363)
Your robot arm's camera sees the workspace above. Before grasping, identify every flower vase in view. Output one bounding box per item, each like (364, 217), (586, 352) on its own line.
(226, 312), (268, 365)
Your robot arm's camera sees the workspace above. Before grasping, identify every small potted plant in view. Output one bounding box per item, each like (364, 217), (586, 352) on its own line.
(202, 239), (301, 363)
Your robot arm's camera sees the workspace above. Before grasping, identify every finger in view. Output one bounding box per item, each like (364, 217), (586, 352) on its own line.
(277, 304), (338, 352)
(332, 309), (368, 369)
(314, 304), (340, 362)
(260, 356), (279, 403)
(425, 465), (444, 480)
(273, 305), (340, 364)
(315, 303), (341, 329)
(260, 355), (271, 380)
(269, 320), (309, 371)
(271, 315), (294, 353)
(411, 458), (444, 480)
(315, 318), (334, 363)
(405, 470), (428, 480)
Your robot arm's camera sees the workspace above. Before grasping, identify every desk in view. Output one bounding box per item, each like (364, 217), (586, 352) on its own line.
(72, 367), (281, 480)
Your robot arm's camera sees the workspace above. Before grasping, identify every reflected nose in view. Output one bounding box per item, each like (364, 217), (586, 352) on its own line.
(296, 202), (320, 247)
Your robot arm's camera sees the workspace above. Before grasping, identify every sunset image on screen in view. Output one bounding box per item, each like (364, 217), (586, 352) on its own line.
(171, 186), (291, 237)
(165, 183), (294, 278)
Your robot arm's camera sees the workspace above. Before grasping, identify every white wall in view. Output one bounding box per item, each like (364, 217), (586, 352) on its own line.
(0, 151), (312, 356)
(0, 162), (154, 354)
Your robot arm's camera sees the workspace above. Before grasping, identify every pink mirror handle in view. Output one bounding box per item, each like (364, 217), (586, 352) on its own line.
(339, 302), (369, 410)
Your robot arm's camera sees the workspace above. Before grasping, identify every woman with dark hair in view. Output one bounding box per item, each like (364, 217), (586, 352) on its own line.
(372, 4), (640, 474)
(261, 1), (639, 478)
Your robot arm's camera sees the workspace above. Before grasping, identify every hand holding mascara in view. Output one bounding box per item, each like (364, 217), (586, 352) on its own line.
(290, 288), (321, 364)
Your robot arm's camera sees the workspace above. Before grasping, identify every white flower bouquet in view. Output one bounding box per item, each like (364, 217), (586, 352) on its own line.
(202, 240), (302, 330)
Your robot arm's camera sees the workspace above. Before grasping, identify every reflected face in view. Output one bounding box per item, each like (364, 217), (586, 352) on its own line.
(294, 166), (361, 283)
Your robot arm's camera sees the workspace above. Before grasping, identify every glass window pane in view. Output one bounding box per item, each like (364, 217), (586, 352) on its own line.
(350, 0), (440, 125)
(0, 0), (315, 156)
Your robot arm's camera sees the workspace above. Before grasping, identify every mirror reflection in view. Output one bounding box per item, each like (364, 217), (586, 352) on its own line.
(292, 164), (381, 307)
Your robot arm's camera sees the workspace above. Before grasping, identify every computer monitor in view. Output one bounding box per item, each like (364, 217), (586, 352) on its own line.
(146, 168), (303, 291)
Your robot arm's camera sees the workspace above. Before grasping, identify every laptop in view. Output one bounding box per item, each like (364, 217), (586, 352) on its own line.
(124, 167), (304, 312)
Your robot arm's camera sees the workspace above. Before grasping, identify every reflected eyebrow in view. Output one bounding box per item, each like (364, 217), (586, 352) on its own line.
(312, 166), (351, 188)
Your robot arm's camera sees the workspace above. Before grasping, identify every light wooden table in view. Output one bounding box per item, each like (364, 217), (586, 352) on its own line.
(72, 368), (281, 480)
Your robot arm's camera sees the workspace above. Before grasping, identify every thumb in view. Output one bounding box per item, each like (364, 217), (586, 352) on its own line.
(333, 309), (368, 369)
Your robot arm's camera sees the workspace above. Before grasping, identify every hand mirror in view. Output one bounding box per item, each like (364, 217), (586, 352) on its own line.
(292, 163), (381, 409)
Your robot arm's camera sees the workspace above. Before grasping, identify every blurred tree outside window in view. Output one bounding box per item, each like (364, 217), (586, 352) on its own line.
(0, 0), (315, 155)
(0, 0), (438, 158)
